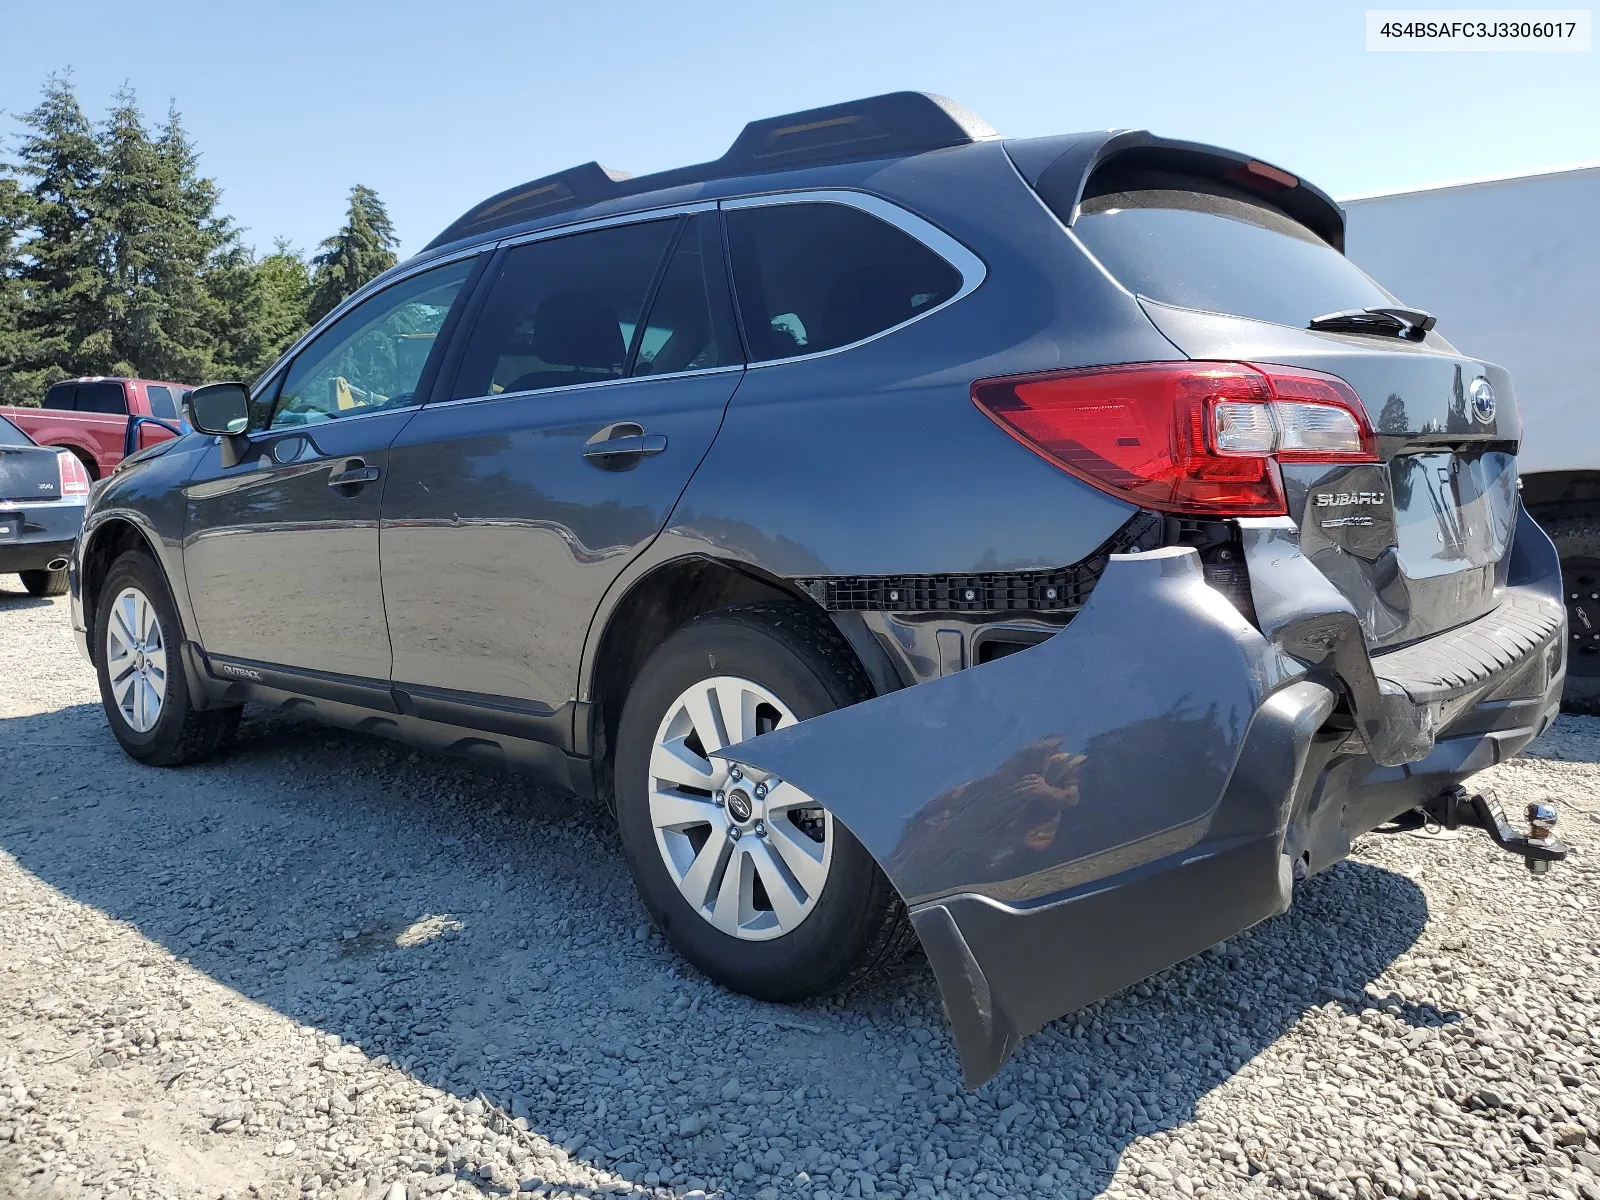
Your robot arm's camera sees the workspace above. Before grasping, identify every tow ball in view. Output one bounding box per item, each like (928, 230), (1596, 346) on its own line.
(1418, 786), (1569, 874)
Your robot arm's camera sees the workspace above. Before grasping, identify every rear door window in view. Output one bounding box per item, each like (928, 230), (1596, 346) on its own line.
(42, 383), (77, 410)
(77, 382), (128, 414)
(145, 385), (180, 421)
(1072, 188), (1394, 328)
(724, 201), (962, 362)
(449, 218), (679, 400)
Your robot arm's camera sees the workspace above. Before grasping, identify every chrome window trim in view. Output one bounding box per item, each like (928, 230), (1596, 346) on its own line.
(719, 188), (988, 368)
(491, 200), (718, 251)
(246, 246), (487, 405)
(247, 401), (425, 443)
(432, 363), (745, 412)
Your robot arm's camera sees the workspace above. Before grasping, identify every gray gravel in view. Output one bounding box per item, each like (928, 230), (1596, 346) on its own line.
(1, 582), (1597, 1200)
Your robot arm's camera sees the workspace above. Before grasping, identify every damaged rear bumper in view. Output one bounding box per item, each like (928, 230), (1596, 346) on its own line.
(718, 507), (1566, 1087)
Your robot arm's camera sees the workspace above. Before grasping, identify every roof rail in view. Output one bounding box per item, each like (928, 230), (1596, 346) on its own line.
(424, 92), (997, 251)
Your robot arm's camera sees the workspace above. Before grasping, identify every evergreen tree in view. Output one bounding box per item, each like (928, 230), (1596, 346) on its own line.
(0, 165), (32, 399)
(93, 89), (229, 383)
(205, 239), (311, 381)
(307, 185), (397, 324)
(1, 74), (107, 404)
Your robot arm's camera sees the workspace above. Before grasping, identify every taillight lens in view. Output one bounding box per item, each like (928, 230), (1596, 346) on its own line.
(57, 452), (91, 497)
(971, 361), (1377, 517)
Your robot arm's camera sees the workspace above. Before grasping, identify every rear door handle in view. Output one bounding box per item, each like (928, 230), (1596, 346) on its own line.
(328, 459), (381, 489)
(583, 434), (667, 460)
(583, 423), (667, 467)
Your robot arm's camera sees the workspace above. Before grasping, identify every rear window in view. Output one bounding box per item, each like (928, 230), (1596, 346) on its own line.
(1073, 188), (1393, 328)
(76, 382), (128, 414)
(725, 201), (963, 362)
(0, 414), (32, 445)
(145, 385), (180, 421)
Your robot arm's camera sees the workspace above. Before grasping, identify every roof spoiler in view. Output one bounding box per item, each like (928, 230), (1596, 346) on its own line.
(424, 92), (998, 252)
(1006, 130), (1346, 252)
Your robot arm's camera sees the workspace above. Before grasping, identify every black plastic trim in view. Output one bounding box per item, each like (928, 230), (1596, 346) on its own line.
(392, 682), (572, 750)
(795, 513), (1162, 612)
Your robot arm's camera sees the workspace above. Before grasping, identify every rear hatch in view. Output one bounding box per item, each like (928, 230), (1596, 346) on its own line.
(1059, 161), (1520, 648)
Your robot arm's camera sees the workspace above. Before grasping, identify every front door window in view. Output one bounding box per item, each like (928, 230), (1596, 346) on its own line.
(267, 259), (475, 429)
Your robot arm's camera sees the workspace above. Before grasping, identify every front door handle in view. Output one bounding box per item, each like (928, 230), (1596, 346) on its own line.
(328, 459), (381, 490)
(583, 423), (667, 469)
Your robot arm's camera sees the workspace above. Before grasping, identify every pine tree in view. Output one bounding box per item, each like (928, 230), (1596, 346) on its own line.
(93, 89), (229, 383)
(307, 185), (397, 324)
(0, 166), (32, 401)
(205, 238), (311, 381)
(1, 74), (107, 404)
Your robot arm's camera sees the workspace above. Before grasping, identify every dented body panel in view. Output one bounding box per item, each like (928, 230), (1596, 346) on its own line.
(719, 514), (1566, 1086)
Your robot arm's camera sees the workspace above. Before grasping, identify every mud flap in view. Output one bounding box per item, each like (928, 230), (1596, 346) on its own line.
(716, 548), (1328, 1085)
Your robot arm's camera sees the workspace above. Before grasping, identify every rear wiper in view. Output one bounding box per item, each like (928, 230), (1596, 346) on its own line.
(1308, 305), (1437, 342)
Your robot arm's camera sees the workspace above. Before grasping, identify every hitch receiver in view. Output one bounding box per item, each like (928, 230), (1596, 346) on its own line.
(1422, 786), (1569, 874)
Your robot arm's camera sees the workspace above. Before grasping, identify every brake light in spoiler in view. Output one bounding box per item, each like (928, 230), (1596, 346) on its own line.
(971, 362), (1377, 517)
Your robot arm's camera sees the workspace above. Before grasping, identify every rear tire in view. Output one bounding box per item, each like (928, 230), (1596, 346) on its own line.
(1549, 514), (1600, 715)
(20, 567), (67, 597)
(93, 550), (241, 765)
(614, 603), (912, 1001)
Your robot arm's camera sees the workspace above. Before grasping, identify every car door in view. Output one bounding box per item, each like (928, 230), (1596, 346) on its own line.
(182, 255), (479, 685)
(380, 209), (744, 729)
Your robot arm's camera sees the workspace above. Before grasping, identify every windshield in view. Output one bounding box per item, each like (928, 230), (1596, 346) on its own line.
(1074, 188), (1394, 328)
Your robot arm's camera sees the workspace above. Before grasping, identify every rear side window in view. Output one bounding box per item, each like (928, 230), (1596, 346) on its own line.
(451, 219), (679, 400)
(77, 382), (128, 414)
(145, 385), (180, 421)
(1073, 188), (1393, 328)
(725, 201), (962, 362)
(630, 214), (741, 377)
(43, 383), (77, 410)
(0, 414), (32, 445)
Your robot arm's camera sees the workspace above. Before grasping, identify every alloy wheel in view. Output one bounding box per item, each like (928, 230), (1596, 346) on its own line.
(105, 586), (167, 733)
(647, 676), (833, 940)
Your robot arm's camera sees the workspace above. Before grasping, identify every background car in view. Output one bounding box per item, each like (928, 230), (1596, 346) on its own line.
(0, 376), (189, 481)
(0, 412), (89, 596)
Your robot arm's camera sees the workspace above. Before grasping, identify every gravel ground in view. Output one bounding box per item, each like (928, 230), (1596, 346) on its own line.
(0, 583), (1597, 1200)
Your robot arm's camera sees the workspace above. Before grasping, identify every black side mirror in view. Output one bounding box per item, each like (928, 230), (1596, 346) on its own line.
(185, 382), (251, 436)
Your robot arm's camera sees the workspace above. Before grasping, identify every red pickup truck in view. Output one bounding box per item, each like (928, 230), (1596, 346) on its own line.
(0, 377), (190, 480)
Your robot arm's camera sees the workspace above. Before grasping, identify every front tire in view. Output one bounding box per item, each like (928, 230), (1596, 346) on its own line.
(614, 603), (911, 1001)
(93, 551), (241, 765)
(20, 567), (67, 597)
(1550, 514), (1600, 715)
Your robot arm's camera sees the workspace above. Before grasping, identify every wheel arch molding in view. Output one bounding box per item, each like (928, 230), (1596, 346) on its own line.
(577, 550), (889, 760)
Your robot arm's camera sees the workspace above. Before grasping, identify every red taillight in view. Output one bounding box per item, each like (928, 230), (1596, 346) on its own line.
(970, 362), (1377, 517)
(57, 452), (90, 497)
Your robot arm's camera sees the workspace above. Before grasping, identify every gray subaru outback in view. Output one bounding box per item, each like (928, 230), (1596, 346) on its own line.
(71, 92), (1569, 1085)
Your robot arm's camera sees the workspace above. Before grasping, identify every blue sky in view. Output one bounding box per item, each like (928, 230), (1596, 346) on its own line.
(2, 0), (1596, 258)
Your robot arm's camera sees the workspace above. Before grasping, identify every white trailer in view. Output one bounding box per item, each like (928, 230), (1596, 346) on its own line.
(1343, 164), (1600, 713)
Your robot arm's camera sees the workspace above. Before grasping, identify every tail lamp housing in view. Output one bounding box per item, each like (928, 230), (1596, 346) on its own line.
(971, 362), (1377, 517)
(57, 451), (91, 497)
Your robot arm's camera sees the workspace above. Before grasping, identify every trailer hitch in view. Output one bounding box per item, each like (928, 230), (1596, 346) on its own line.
(1416, 786), (1569, 874)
